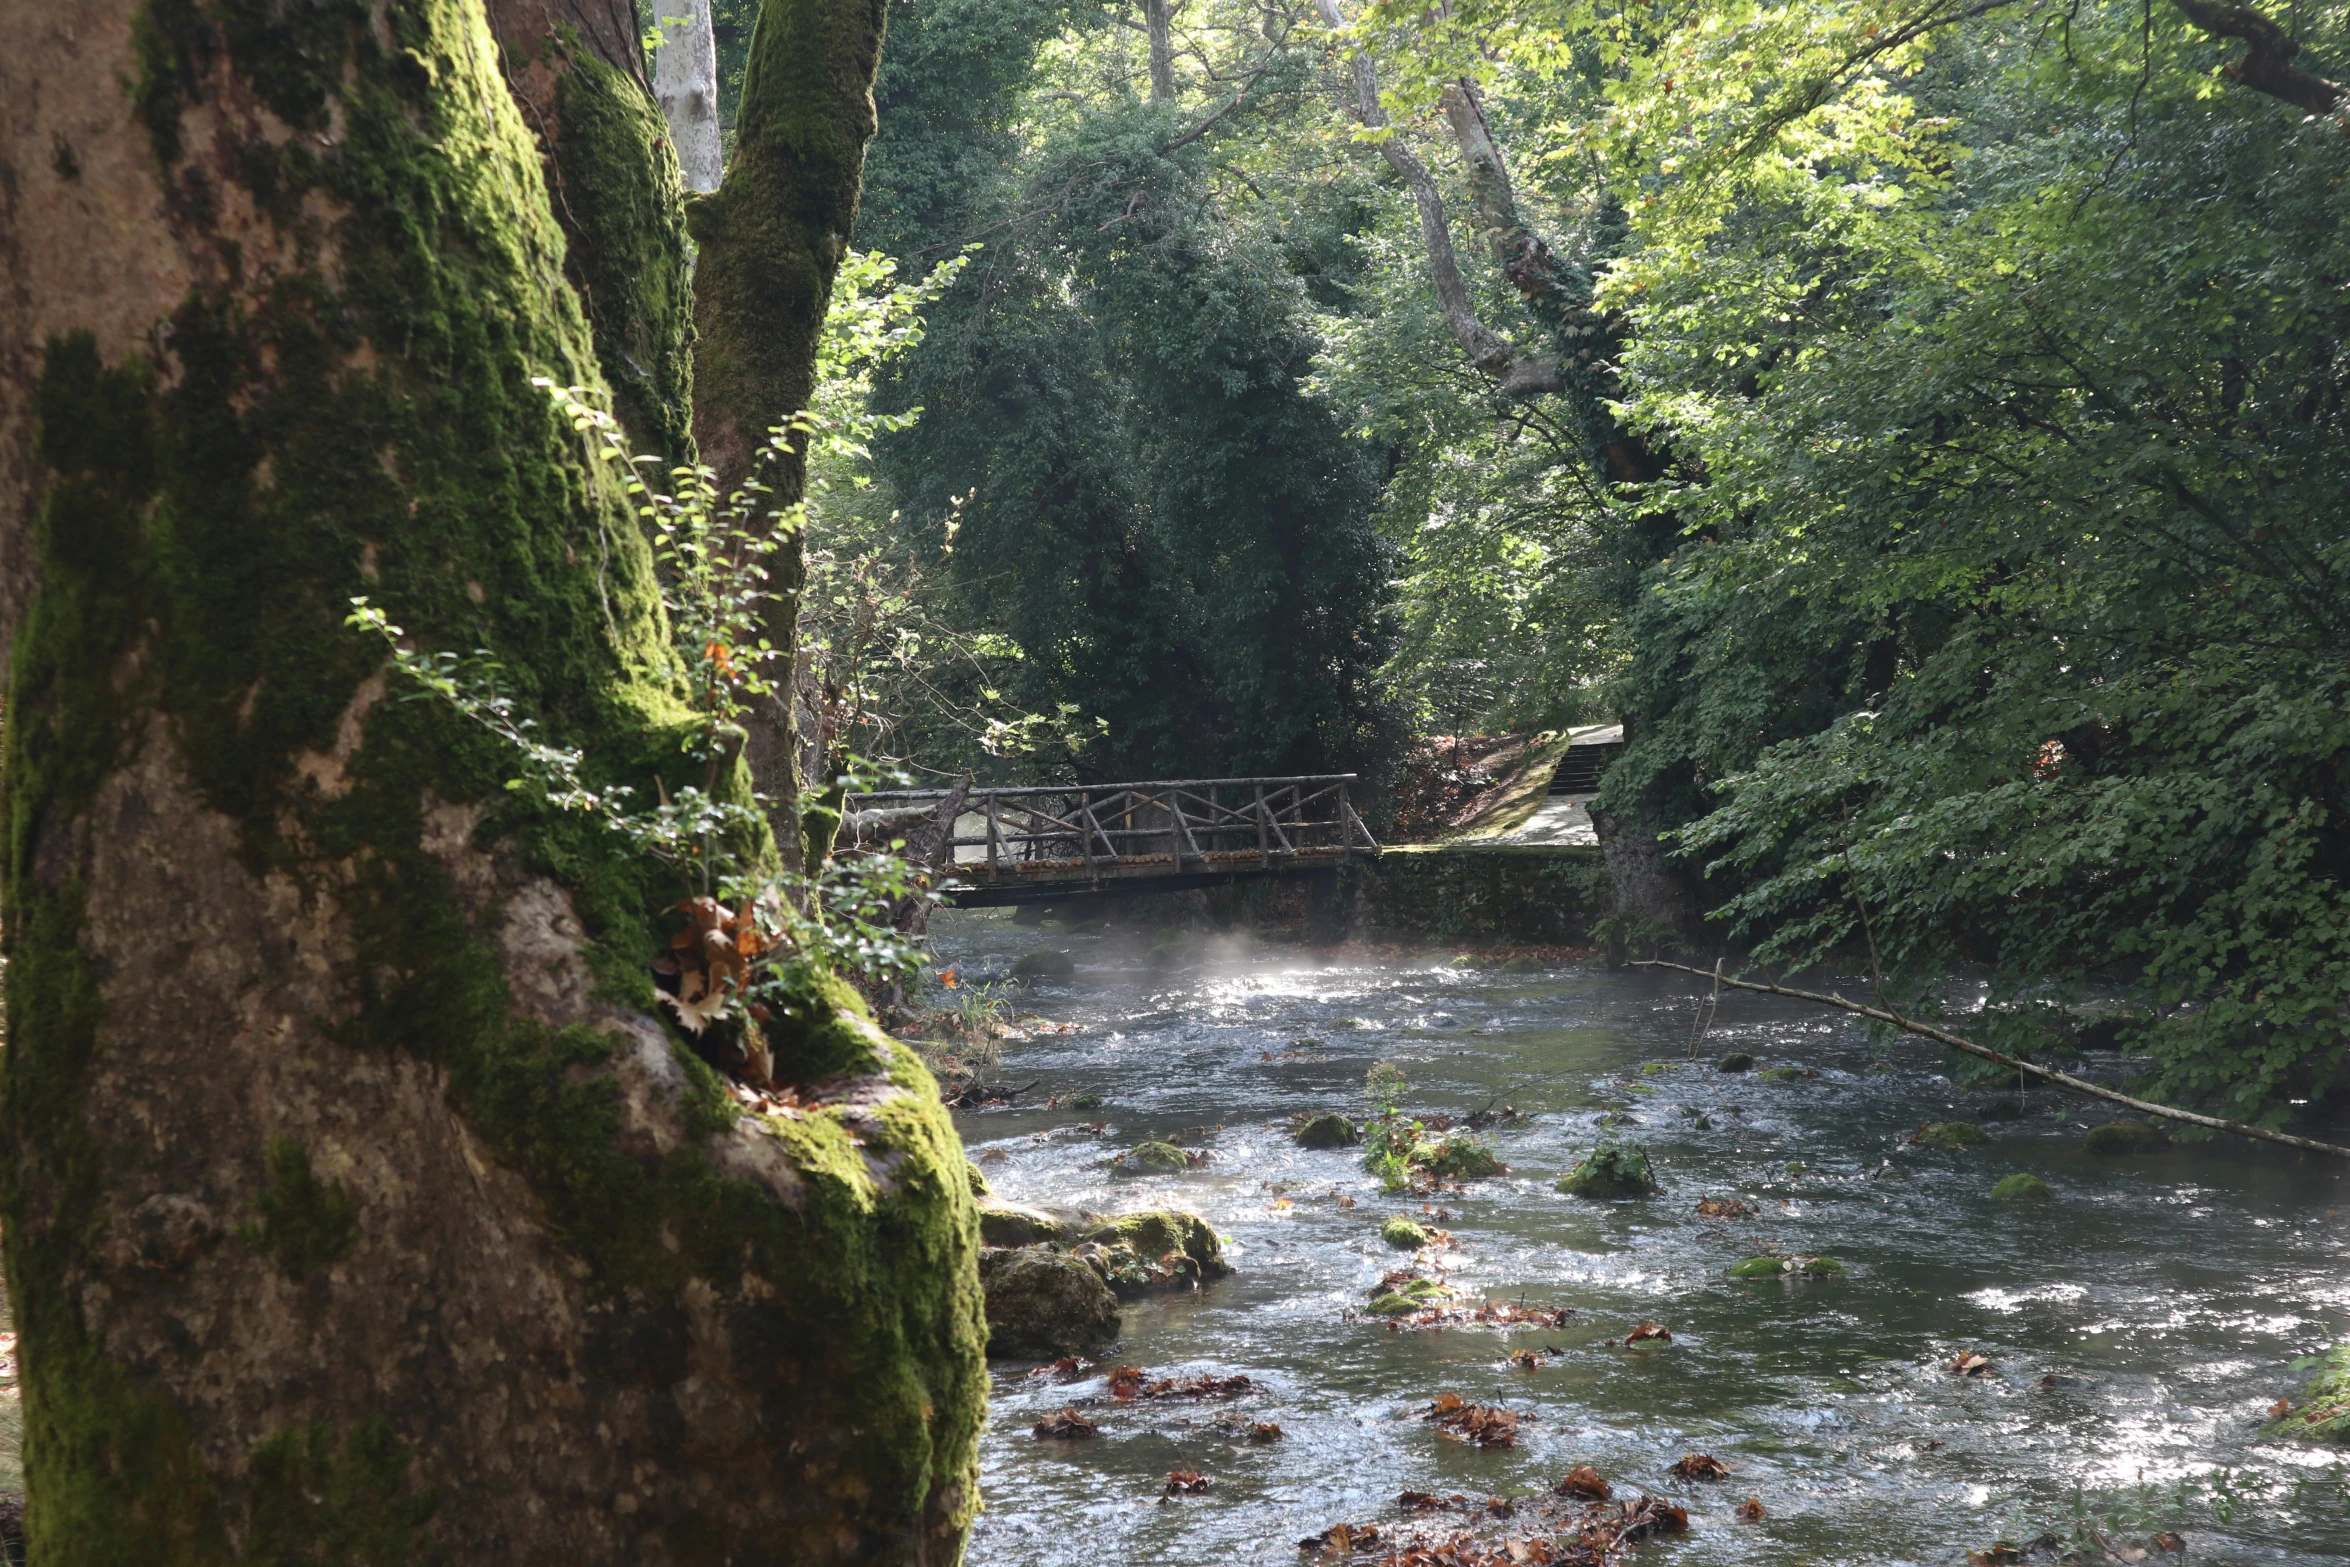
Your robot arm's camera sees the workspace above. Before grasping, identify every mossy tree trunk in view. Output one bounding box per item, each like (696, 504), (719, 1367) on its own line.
(485, 0), (698, 465)
(0, 3), (982, 1563)
(687, 0), (891, 850)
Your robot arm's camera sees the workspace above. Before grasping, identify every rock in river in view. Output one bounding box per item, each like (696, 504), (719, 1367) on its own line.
(1293, 1112), (1360, 1148)
(1990, 1174), (2054, 1201)
(2083, 1119), (2170, 1155)
(1559, 1143), (1659, 1199)
(1012, 949), (1079, 982)
(981, 1246), (1120, 1358)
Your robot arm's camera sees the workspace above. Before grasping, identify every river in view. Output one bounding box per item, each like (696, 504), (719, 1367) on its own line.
(931, 909), (2350, 1566)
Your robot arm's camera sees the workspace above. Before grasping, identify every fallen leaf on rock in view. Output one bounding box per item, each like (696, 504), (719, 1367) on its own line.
(1162, 1469), (1212, 1498)
(1555, 1464), (1612, 1500)
(1625, 1322), (1673, 1346)
(1033, 1407), (1097, 1440)
(1508, 1348), (1541, 1370)
(1696, 1197), (1756, 1219)
(1297, 1521), (1380, 1554)
(1947, 1352), (1995, 1378)
(1669, 1452), (1730, 1480)
(1107, 1365), (1147, 1399)
(1250, 1422), (1284, 1443)
(2271, 1397), (2293, 1419)
(1614, 1495), (1690, 1543)
(1736, 1496), (1766, 1522)
(1427, 1395), (1524, 1448)
(1398, 1490), (1454, 1512)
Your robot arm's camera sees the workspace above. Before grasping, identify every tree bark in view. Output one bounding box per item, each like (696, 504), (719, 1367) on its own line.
(1144, 0), (1178, 102)
(486, 0), (698, 464)
(653, 0), (727, 192)
(0, 3), (982, 1562)
(2169, 0), (2344, 113)
(688, 0), (892, 861)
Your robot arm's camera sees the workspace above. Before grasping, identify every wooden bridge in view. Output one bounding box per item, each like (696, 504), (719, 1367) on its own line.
(847, 775), (1380, 906)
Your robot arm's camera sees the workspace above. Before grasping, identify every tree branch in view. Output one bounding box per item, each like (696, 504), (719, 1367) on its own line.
(2169, 0), (2344, 114)
(1631, 959), (2350, 1159)
(1310, 0), (1561, 394)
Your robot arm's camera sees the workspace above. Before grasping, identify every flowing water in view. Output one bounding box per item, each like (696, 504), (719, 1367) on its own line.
(932, 910), (2350, 1566)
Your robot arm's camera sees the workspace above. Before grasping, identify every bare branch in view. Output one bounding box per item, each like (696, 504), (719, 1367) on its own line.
(1632, 959), (2350, 1160)
(2170, 0), (2343, 113)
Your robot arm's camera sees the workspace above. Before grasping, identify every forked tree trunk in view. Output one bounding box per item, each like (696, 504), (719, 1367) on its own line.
(653, 0), (727, 192)
(0, 3), (983, 1563)
(688, 0), (892, 858)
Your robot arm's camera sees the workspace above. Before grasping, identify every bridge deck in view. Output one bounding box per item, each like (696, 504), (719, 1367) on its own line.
(849, 774), (1379, 905)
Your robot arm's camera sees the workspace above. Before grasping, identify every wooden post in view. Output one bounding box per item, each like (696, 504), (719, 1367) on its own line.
(986, 792), (1001, 875)
(1254, 783), (1269, 867)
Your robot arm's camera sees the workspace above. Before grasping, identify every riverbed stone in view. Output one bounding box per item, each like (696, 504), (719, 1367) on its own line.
(1085, 1209), (1231, 1283)
(2083, 1119), (2169, 1155)
(1912, 1120), (1988, 1150)
(1990, 1173), (2053, 1201)
(1559, 1143), (1658, 1199)
(1381, 1216), (1429, 1249)
(1716, 1052), (1755, 1073)
(1756, 1065), (1806, 1082)
(1411, 1136), (1503, 1178)
(1293, 1112), (1360, 1149)
(977, 1200), (1092, 1249)
(1114, 1140), (1196, 1174)
(980, 1245), (1121, 1358)
(1727, 1254), (1845, 1279)
(2266, 1342), (2350, 1443)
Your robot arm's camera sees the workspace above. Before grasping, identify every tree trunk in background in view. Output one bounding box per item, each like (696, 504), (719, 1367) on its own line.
(486, 0), (698, 465)
(654, 0), (727, 192)
(688, 0), (891, 860)
(1144, 0), (1177, 101)
(0, 3), (982, 1562)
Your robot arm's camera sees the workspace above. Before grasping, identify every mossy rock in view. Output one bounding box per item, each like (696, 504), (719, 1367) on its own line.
(1499, 954), (1548, 973)
(2265, 1343), (2350, 1443)
(2083, 1120), (2170, 1156)
(976, 1201), (1091, 1249)
(1717, 1052), (1756, 1073)
(965, 1160), (993, 1197)
(1115, 1140), (1195, 1175)
(1726, 1254), (1846, 1279)
(1412, 1137), (1502, 1179)
(1990, 1174), (2054, 1202)
(1085, 1210), (1231, 1283)
(1380, 1216), (1429, 1250)
(979, 1246), (1120, 1358)
(1558, 1143), (1658, 1199)
(1366, 1277), (1451, 1315)
(1293, 1112), (1360, 1149)
(2071, 1006), (2155, 1053)
(1756, 1066), (1806, 1082)
(1012, 949), (1079, 982)
(1067, 1092), (1105, 1110)
(1913, 1120), (1988, 1151)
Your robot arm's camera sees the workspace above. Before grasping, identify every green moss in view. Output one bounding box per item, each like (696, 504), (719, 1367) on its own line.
(1558, 1143), (1658, 1198)
(1913, 1120), (1988, 1151)
(0, 0), (979, 1557)
(1990, 1173), (2054, 1201)
(1086, 1211), (1228, 1279)
(966, 1159), (992, 1196)
(1365, 1277), (1450, 1314)
(2266, 1343), (2350, 1443)
(1116, 1140), (1194, 1175)
(1293, 1112), (1358, 1149)
(1380, 1216), (1428, 1249)
(241, 1139), (358, 1279)
(1756, 1065), (1807, 1082)
(1412, 1137), (1502, 1179)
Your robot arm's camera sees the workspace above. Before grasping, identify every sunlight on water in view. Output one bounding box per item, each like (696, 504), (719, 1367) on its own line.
(932, 911), (2350, 1567)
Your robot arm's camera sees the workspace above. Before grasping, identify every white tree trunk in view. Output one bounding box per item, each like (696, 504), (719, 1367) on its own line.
(653, 0), (724, 192)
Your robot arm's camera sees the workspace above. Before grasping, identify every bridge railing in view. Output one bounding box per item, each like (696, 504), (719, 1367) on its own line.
(848, 774), (1379, 882)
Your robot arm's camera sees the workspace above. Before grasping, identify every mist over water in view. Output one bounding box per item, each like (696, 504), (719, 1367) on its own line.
(933, 909), (2350, 1566)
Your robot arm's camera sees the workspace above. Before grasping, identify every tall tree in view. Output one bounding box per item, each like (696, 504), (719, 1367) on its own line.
(652, 0), (727, 192)
(0, 2), (980, 1562)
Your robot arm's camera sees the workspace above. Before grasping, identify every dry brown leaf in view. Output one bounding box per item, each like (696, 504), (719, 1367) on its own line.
(1736, 1496), (1766, 1522)
(1947, 1351), (1995, 1378)
(1555, 1464), (1612, 1501)
(1032, 1407), (1096, 1440)
(1625, 1322), (1673, 1346)
(1669, 1452), (1730, 1480)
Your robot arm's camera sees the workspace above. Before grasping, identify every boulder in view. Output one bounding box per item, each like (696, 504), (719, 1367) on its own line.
(1411, 1137), (1502, 1179)
(1012, 949), (1079, 982)
(1558, 1143), (1658, 1199)
(2083, 1119), (2169, 1155)
(1756, 1065), (1806, 1082)
(1293, 1112), (1360, 1149)
(1912, 1120), (1987, 1151)
(980, 1246), (1120, 1358)
(1085, 1210), (1230, 1283)
(1716, 1052), (1755, 1073)
(1989, 1173), (2053, 1201)
(1726, 1254), (1845, 1279)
